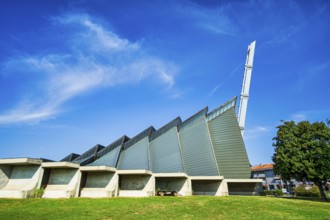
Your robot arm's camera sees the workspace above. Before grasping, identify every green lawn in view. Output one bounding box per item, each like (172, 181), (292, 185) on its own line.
(0, 196), (329, 220)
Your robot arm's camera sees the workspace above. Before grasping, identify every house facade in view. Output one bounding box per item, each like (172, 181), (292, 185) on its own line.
(251, 163), (314, 192)
(251, 164), (284, 190)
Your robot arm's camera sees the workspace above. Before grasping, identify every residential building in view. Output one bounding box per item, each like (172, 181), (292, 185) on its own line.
(251, 163), (314, 192)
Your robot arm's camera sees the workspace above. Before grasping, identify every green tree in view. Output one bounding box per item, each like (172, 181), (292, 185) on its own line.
(272, 120), (330, 202)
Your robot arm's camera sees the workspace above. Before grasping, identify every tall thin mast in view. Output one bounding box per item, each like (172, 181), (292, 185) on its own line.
(237, 41), (256, 136)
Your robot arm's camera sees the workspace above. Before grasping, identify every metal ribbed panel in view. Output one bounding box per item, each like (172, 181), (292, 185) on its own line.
(117, 137), (149, 170)
(97, 136), (129, 158)
(179, 115), (219, 176)
(123, 127), (155, 150)
(73, 144), (105, 163)
(207, 97), (237, 122)
(60, 153), (80, 162)
(88, 146), (121, 167)
(207, 108), (251, 179)
(149, 127), (184, 173)
(150, 117), (181, 141)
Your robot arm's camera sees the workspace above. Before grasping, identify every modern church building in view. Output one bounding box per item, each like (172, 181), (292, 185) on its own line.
(0, 42), (261, 198)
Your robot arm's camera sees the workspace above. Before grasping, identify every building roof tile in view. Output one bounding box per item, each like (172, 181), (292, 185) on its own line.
(251, 163), (274, 171)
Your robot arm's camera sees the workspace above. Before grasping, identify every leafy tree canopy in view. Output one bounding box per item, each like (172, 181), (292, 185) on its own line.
(272, 120), (330, 201)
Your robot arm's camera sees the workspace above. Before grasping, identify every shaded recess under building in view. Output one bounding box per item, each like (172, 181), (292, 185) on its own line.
(41, 145), (104, 198)
(0, 158), (51, 198)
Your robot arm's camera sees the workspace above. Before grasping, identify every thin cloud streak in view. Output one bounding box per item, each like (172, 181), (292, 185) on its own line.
(208, 85), (220, 97)
(244, 126), (272, 140)
(176, 1), (237, 36)
(295, 61), (330, 92)
(207, 62), (243, 97)
(291, 113), (307, 122)
(290, 109), (330, 123)
(265, 2), (329, 47)
(0, 13), (178, 125)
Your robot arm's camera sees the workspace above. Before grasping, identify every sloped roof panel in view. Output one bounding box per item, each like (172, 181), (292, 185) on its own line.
(150, 127), (184, 173)
(123, 127), (155, 150)
(60, 153), (80, 162)
(150, 117), (181, 142)
(72, 144), (105, 165)
(179, 114), (219, 176)
(207, 108), (251, 179)
(206, 97), (237, 122)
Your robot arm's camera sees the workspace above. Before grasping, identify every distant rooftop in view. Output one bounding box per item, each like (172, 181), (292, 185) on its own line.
(251, 163), (274, 171)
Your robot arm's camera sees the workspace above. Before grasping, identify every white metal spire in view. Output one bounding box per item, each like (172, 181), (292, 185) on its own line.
(237, 41), (256, 137)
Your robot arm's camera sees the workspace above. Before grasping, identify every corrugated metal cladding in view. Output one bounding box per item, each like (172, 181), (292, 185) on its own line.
(179, 114), (219, 176)
(88, 146), (121, 167)
(73, 145), (105, 163)
(117, 137), (150, 170)
(149, 127), (184, 173)
(207, 108), (251, 179)
(60, 153), (80, 162)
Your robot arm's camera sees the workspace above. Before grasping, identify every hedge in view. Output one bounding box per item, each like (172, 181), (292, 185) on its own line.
(294, 185), (320, 197)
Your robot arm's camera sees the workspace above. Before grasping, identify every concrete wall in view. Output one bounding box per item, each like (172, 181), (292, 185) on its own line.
(119, 175), (154, 197)
(155, 177), (191, 196)
(218, 181), (229, 196)
(80, 172), (118, 198)
(191, 180), (221, 196)
(47, 168), (77, 185)
(120, 175), (150, 190)
(0, 165), (42, 198)
(0, 165), (12, 189)
(43, 168), (80, 198)
(84, 172), (113, 188)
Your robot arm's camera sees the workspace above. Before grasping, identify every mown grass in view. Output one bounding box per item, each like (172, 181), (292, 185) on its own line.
(0, 196), (329, 220)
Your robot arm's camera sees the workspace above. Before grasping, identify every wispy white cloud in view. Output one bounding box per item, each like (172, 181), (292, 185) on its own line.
(0, 104), (57, 125)
(53, 13), (140, 53)
(208, 85), (220, 97)
(207, 62), (243, 97)
(291, 113), (307, 122)
(176, 0), (329, 46)
(295, 61), (330, 92)
(245, 126), (272, 140)
(0, 13), (178, 125)
(290, 109), (330, 123)
(264, 1), (330, 47)
(176, 1), (237, 36)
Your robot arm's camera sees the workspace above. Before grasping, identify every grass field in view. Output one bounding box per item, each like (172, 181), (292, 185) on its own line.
(0, 196), (329, 220)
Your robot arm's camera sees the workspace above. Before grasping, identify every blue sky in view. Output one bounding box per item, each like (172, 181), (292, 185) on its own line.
(1, 0), (329, 165)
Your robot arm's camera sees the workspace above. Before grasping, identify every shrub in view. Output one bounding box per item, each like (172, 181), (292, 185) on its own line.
(263, 190), (270, 195)
(31, 188), (45, 198)
(263, 189), (283, 196)
(294, 185), (320, 197)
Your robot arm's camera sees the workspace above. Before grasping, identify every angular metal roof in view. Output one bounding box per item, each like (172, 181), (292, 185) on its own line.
(60, 153), (81, 162)
(72, 144), (105, 165)
(97, 135), (129, 159)
(178, 107), (208, 131)
(207, 97), (237, 122)
(149, 117), (182, 142)
(122, 126), (155, 150)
